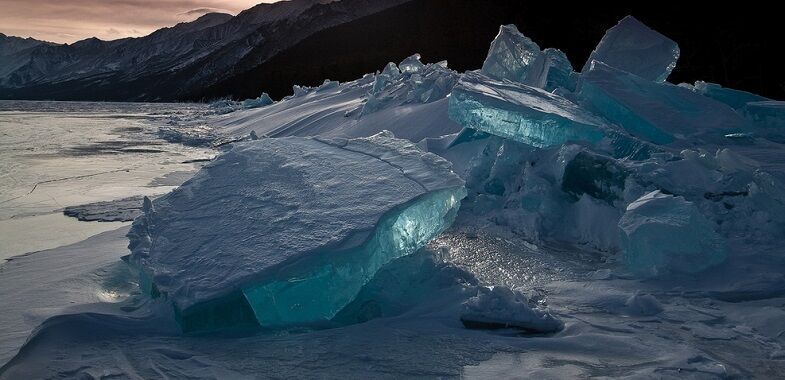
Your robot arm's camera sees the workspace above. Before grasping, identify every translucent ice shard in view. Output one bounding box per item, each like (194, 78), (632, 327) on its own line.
(618, 190), (727, 277)
(381, 62), (401, 77)
(481, 24), (545, 86)
(127, 132), (466, 331)
(541, 48), (578, 92)
(399, 53), (425, 74)
(581, 15), (680, 82)
(449, 71), (605, 148)
(693, 81), (769, 110)
(579, 61), (751, 145)
(241, 92), (274, 109)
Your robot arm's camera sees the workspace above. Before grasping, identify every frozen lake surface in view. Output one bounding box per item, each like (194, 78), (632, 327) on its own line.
(0, 101), (214, 260)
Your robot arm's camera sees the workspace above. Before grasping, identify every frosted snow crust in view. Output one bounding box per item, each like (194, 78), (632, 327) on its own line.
(127, 132), (466, 330)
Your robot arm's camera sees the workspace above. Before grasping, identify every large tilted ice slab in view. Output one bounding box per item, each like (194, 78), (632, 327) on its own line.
(449, 71), (606, 148)
(448, 71), (654, 158)
(579, 61), (751, 145)
(581, 15), (679, 82)
(127, 132), (466, 331)
(618, 191), (727, 277)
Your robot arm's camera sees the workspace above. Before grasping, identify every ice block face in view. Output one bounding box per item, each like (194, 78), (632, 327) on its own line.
(542, 48), (578, 92)
(481, 24), (545, 86)
(693, 81), (770, 110)
(618, 191), (727, 277)
(579, 61), (751, 145)
(448, 71), (606, 148)
(561, 151), (627, 205)
(399, 53), (425, 74)
(581, 15), (679, 82)
(742, 101), (785, 129)
(126, 132), (466, 331)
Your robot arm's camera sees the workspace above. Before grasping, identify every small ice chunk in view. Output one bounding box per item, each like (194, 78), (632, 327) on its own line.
(581, 15), (679, 82)
(618, 190), (727, 277)
(579, 61), (750, 145)
(624, 292), (663, 316)
(399, 53), (425, 74)
(693, 81), (769, 110)
(448, 71), (606, 148)
(381, 62), (401, 77)
(481, 24), (545, 86)
(292, 85), (311, 97)
(127, 132), (467, 331)
(241, 93), (274, 109)
(317, 79), (339, 92)
(461, 286), (563, 333)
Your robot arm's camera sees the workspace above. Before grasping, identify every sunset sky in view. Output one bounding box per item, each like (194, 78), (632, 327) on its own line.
(0, 0), (277, 44)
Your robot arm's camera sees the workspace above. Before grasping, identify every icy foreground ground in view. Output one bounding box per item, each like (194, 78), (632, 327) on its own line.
(3, 15), (785, 379)
(0, 102), (214, 260)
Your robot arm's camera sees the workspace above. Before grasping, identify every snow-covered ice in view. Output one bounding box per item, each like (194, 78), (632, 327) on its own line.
(127, 132), (466, 330)
(619, 190), (727, 276)
(461, 286), (563, 333)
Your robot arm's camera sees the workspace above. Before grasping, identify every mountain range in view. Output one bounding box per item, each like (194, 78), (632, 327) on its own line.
(0, 0), (407, 101)
(1, 0), (783, 102)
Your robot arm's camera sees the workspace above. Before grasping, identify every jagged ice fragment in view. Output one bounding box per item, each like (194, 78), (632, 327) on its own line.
(481, 24), (545, 86)
(399, 54), (425, 74)
(581, 15), (679, 82)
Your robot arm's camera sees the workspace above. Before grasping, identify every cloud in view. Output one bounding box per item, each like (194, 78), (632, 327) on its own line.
(0, 0), (275, 43)
(179, 7), (232, 17)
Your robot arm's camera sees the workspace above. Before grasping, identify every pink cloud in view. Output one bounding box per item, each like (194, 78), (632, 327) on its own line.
(0, 0), (276, 43)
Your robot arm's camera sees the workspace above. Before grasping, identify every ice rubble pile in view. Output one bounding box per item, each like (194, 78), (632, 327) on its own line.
(444, 17), (785, 276)
(361, 54), (459, 116)
(126, 15), (784, 333)
(127, 132), (466, 331)
(208, 92), (275, 115)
